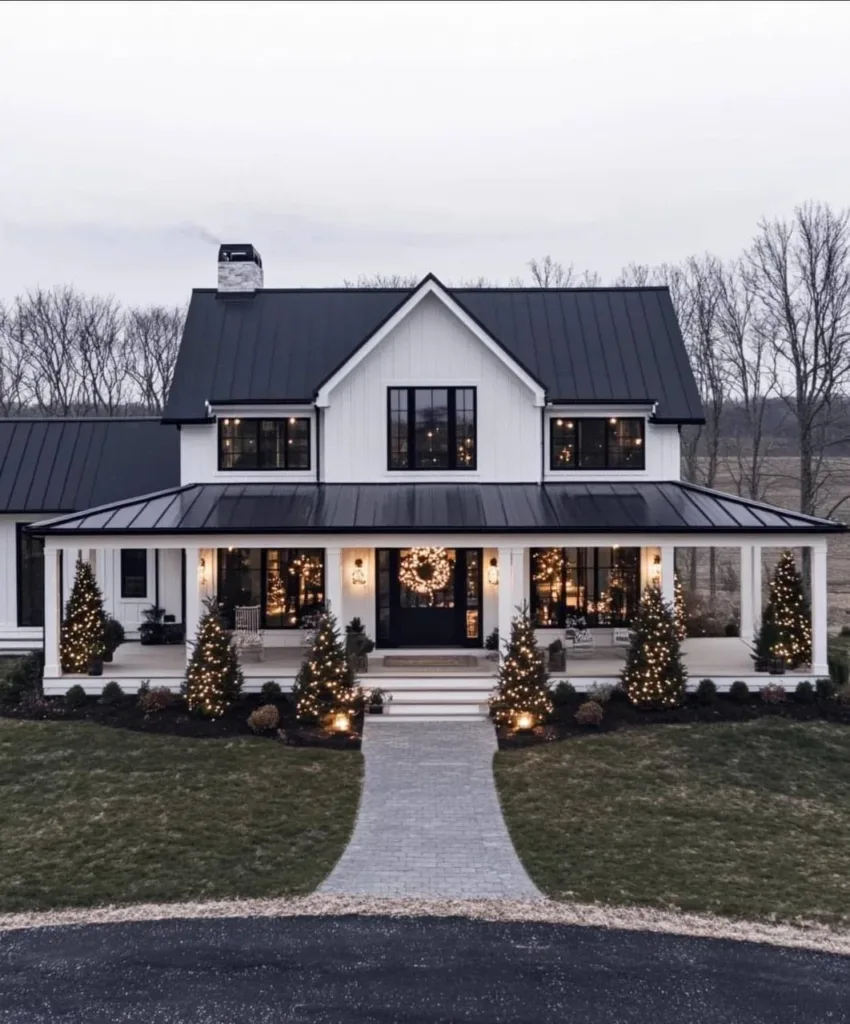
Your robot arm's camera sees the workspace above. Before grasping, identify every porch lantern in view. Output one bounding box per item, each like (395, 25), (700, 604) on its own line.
(199, 557), (207, 587)
(652, 553), (662, 583)
(351, 557), (367, 586)
(487, 557), (499, 586)
(515, 711), (535, 731)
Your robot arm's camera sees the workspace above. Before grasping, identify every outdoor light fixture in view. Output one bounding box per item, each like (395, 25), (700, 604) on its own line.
(516, 712), (534, 731)
(199, 557), (207, 587)
(351, 558), (367, 586)
(487, 557), (499, 586)
(652, 553), (662, 582)
(331, 711), (351, 733)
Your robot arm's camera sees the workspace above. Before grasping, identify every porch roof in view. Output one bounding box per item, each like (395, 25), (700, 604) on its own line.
(29, 481), (845, 536)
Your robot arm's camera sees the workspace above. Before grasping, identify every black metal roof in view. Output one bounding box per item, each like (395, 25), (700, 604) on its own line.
(0, 419), (180, 514)
(163, 280), (704, 423)
(31, 481), (843, 535)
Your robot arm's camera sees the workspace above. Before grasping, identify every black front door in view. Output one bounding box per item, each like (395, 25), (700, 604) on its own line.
(376, 549), (482, 648)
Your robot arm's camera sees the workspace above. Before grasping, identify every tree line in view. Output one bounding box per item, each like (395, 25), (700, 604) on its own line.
(2, 201), (849, 531)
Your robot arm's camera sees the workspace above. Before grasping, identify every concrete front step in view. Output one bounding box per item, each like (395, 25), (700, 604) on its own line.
(383, 700), (490, 717)
(368, 710), (489, 722)
(369, 675), (496, 689)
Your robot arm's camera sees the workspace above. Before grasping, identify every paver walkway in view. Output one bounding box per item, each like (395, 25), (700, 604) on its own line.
(320, 720), (541, 899)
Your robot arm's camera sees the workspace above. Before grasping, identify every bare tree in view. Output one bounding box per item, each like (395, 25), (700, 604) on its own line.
(343, 273), (420, 288)
(528, 255), (601, 288)
(747, 202), (850, 519)
(124, 304), (186, 412)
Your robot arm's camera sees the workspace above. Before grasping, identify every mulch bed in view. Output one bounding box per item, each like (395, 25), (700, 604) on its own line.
(498, 693), (850, 749)
(0, 693), (362, 750)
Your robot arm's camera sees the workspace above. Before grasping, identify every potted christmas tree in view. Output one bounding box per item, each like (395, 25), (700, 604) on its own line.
(621, 585), (687, 708)
(490, 605), (552, 730)
(769, 550), (812, 670)
(60, 557), (106, 676)
(547, 638), (566, 673)
(751, 604), (778, 672)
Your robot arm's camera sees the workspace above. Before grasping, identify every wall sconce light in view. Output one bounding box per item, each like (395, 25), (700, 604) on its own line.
(199, 556), (207, 587)
(652, 553), (662, 582)
(487, 557), (499, 586)
(351, 557), (367, 586)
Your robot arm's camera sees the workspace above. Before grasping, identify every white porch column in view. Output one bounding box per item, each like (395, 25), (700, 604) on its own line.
(740, 545), (754, 643)
(660, 545), (675, 606)
(325, 547), (343, 622)
(498, 547), (526, 661)
(184, 546), (201, 665)
(43, 546), (62, 678)
(811, 541), (828, 675)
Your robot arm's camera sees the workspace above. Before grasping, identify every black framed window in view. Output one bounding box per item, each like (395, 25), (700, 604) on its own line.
(216, 548), (324, 629)
(388, 387), (476, 470)
(219, 417), (311, 471)
(550, 417), (645, 470)
(530, 547), (640, 628)
(120, 549), (148, 599)
(16, 525), (44, 628)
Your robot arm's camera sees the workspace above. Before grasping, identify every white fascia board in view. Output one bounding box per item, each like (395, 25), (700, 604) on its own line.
(315, 278), (546, 407)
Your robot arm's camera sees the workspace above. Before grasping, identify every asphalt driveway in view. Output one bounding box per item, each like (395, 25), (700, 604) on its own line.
(0, 915), (847, 1023)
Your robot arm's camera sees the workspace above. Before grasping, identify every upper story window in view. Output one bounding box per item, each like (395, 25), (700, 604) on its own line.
(219, 417), (311, 471)
(550, 417), (645, 471)
(388, 387), (476, 471)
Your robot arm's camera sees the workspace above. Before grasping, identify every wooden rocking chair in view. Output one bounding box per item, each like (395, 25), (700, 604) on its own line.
(233, 605), (264, 662)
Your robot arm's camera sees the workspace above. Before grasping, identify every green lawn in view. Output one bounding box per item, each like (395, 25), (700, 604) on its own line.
(0, 720), (362, 912)
(495, 720), (850, 926)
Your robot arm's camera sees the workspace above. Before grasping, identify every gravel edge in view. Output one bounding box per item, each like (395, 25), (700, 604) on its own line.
(0, 896), (848, 955)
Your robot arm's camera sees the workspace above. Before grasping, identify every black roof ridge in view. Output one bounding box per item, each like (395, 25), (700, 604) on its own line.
(191, 285), (670, 295)
(675, 479), (843, 527)
(0, 416), (166, 424)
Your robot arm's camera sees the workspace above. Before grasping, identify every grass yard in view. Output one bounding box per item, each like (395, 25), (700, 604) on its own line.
(495, 720), (850, 926)
(0, 720), (362, 913)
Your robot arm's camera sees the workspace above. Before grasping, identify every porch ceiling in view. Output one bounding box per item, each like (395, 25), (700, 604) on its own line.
(29, 481), (844, 536)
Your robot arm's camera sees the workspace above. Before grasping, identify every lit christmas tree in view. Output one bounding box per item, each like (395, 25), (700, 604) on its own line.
(292, 608), (357, 723)
(674, 570), (687, 641)
(490, 604), (552, 728)
(60, 556), (106, 672)
(621, 585), (687, 708)
(267, 571), (287, 614)
(766, 550), (812, 668)
(184, 596), (244, 717)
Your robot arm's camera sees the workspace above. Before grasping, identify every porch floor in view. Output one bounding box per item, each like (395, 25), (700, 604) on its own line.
(81, 636), (759, 682)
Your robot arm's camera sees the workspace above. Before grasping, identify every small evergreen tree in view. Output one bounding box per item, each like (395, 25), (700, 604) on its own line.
(621, 585), (687, 708)
(60, 557), (106, 672)
(184, 596), (243, 717)
(769, 550), (812, 668)
(674, 570), (687, 641)
(752, 602), (780, 665)
(292, 608), (357, 722)
(491, 604), (552, 727)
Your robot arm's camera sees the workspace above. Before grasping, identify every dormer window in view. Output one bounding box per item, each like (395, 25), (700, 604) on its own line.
(550, 417), (645, 471)
(219, 417), (311, 471)
(388, 388), (476, 471)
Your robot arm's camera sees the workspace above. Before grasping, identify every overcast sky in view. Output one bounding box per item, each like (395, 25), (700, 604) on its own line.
(0, 0), (848, 305)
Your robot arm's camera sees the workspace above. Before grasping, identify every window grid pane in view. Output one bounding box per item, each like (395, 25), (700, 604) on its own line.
(550, 418), (577, 468)
(389, 389), (409, 469)
(18, 528), (44, 628)
(455, 388), (476, 468)
(530, 547), (640, 628)
(120, 549), (148, 599)
(414, 388), (450, 469)
(220, 418), (311, 471)
(388, 388), (476, 471)
(550, 417), (644, 471)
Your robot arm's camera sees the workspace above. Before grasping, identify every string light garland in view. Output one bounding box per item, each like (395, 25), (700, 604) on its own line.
(289, 553), (323, 588)
(292, 607), (358, 723)
(674, 570), (687, 641)
(399, 547), (452, 595)
(620, 584), (687, 708)
(490, 602), (552, 728)
(267, 571), (287, 614)
(60, 557), (106, 672)
(533, 548), (565, 594)
(184, 596), (244, 718)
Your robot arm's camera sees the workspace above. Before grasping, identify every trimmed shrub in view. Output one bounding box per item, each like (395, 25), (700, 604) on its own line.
(248, 704), (280, 733)
(260, 681), (283, 702)
(484, 628), (500, 652)
(138, 686), (175, 714)
(816, 677), (836, 700)
(794, 681), (816, 704)
(100, 681), (125, 704)
(760, 683), (787, 704)
(836, 684), (850, 707)
(729, 680), (750, 703)
(840, 625), (850, 638)
(550, 681), (577, 706)
(827, 648), (849, 688)
(695, 678), (717, 705)
(0, 651), (45, 706)
(65, 684), (88, 709)
(587, 682), (616, 704)
(724, 621), (739, 637)
(575, 700), (605, 727)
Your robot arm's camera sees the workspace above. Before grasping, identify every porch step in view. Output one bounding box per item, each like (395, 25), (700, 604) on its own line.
(368, 712), (487, 723)
(379, 693), (491, 719)
(382, 655), (480, 669)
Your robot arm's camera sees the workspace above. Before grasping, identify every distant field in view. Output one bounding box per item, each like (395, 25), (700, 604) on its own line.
(687, 457), (850, 628)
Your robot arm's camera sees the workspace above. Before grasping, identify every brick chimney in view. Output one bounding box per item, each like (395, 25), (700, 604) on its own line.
(217, 244), (263, 292)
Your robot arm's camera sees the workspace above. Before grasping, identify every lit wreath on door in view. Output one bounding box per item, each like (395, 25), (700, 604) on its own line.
(399, 547), (452, 594)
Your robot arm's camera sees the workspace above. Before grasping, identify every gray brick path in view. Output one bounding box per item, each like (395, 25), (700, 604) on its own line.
(320, 720), (541, 898)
